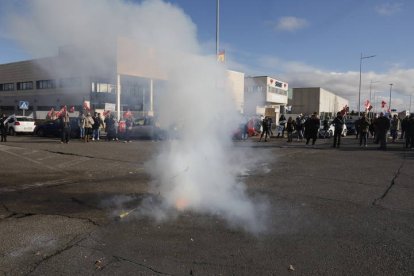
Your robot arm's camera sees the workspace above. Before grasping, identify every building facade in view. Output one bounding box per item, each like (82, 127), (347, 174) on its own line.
(0, 37), (244, 119)
(244, 76), (288, 124)
(289, 87), (349, 118)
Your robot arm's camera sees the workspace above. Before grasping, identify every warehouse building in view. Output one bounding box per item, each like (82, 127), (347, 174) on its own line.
(0, 37), (244, 119)
(244, 76), (288, 124)
(289, 87), (349, 118)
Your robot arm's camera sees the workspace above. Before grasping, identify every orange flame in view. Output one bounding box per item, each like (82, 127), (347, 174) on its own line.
(175, 198), (188, 211)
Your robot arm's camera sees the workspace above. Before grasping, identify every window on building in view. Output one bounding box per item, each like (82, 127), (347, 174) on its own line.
(36, 80), (56, 89)
(0, 83), (15, 91)
(91, 81), (115, 93)
(268, 86), (287, 96)
(59, 77), (81, 88)
(16, 81), (33, 90)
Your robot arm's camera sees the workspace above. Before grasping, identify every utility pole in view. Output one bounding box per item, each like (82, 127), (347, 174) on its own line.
(389, 83), (393, 113)
(358, 53), (376, 116)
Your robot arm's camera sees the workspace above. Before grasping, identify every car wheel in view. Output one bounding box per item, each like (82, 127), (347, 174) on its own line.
(9, 128), (15, 136)
(37, 129), (45, 137)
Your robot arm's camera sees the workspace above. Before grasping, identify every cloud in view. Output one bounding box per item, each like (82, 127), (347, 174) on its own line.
(245, 54), (414, 112)
(273, 16), (309, 32)
(375, 3), (403, 16)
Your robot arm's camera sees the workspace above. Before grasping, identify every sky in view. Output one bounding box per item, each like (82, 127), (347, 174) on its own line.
(0, 0), (413, 112)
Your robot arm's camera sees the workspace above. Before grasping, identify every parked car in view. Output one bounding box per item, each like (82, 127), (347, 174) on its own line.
(319, 121), (347, 138)
(119, 117), (167, 140)
(4, 115), (36, 135)
(34, 118), (80, 138)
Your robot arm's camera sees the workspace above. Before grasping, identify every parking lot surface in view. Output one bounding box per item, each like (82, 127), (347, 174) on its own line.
(0, 135), (413, 275)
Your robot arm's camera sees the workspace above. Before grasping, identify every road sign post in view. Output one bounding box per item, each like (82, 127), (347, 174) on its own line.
(19, 101), (29, 116)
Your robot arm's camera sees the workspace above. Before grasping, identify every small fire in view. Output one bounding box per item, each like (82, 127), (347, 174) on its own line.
(175, 198), (189, 211)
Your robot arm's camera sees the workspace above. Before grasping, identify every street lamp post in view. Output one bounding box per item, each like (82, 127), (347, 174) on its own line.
(389, 83), (393, 113)
(216, 0), (220, 56)
(358, 53), (376, 116)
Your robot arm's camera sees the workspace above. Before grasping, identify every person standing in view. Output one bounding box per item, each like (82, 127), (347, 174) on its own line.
(286, 117), (295, 142)
(278, 114), (286, 138)
(359, 115), (370, 147)
(78, 111), (85, 140)
(0, 113), (7, 142)
(400, 115), (409, 140)
(104, 114), (116, 141)
(354, 117), (361, 139)
(332, 112), (345, 148)
(390, 114), (399, 143)
(92, 112), (101, 141)
(322, 117), (330, 139)
(84, 112), (94, 142)
(304, 112), (320, 146)
(295, 114), (304, 141)
(405, 114), (414, 149)
(60, 109), (71, 144)
(124, 116), (133, 142)
(258, 116), (270, 142)
(375, 112), (391, 150)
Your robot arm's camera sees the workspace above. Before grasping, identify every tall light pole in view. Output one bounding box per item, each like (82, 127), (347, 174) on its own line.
(389, 83), (393, 113)
(358, 53), (376, 116)
(216, 0), (220, 56)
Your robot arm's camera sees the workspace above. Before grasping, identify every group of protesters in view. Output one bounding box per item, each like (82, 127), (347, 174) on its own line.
(45, 105), (135, 144)
(352, 112), (414, 150)
(255, 111), (414, 150)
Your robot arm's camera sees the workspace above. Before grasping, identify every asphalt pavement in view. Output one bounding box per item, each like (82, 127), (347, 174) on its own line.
(0, 134), (413, 275)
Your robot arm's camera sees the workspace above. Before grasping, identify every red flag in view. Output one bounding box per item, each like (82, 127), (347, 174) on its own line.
(340, 105), (349, 116)
(381, 100), (387, 108)
(56, 105), (67, 117)
(69, 106), (75, 113)
(47, 107), (55, 118)
(102, 110), (111, 117)
(123, 109), (132, 118)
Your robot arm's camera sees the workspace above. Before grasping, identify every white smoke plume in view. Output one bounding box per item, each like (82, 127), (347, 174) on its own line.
(1, 0), (269, 233)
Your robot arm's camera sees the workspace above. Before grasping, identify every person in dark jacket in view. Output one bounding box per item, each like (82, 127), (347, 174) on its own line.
(354, 117), (361, 139)
(359, 115), (370, 147)
(400, 115), (409, 139)
(332, 112), (344, 148)
(0, 113), (7, 142)
(259, 116), (270, 142)
(405, 114), (414, 149)
(60, 110), (71, 144)
(286, 117), (296, 142)
(375, 112), (391, 150)
(304, 112), (320, 146)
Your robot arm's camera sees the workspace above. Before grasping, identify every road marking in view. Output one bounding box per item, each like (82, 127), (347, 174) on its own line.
(0, 178), (75, 193)
(0, 146), (59, 172)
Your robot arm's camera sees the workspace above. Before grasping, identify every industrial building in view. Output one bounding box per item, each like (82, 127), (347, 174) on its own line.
(244, 76), (289, 124)
(0, 37), (244, 119)
(289, 87), (349, 118)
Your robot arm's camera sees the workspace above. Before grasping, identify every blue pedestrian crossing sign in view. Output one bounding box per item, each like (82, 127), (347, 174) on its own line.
(19, 101), (29, 110)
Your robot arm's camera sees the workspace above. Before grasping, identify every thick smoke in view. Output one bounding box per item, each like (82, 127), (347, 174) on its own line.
(2, 0), (268, 233)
